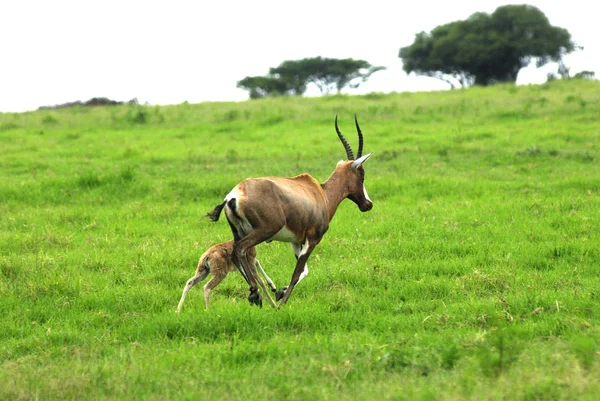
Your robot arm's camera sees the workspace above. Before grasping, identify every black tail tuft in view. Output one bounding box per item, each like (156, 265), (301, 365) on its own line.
(206, 201), (226, 222)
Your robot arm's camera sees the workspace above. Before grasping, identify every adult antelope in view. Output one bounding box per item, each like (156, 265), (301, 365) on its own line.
(207, 115), (373, 308)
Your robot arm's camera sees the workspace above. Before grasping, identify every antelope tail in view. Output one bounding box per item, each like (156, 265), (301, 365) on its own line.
(206, 201), (226, 222)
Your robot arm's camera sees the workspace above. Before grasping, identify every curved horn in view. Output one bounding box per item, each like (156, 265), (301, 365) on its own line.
(335, 115), (354, 160)
(355, 114), (364, 158)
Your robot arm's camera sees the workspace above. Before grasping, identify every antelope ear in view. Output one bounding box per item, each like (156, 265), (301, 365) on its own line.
(351, 153), (372, 170)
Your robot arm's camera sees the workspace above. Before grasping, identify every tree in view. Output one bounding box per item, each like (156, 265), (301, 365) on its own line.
(573, 71), (596, 80)
(399, 5), (578, 87)
(236, 76), (293, 99)
(548, 69), (596, 82)
(267, 60), (310, 96)
(270, 57), (385, 94)
(237, 57), (385, 99)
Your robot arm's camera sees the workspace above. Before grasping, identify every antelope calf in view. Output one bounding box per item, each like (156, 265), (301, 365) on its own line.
(176, 240), (276, 311)
(207, 115), (373, 308)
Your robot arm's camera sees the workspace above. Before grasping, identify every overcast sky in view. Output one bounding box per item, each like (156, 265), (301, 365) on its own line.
(0, 0), (596, 113)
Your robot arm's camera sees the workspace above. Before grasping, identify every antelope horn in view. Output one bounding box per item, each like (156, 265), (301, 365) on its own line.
(351, 153), (372, 171)
(335, 115), (354, 160)
(355, 113), (364, 158)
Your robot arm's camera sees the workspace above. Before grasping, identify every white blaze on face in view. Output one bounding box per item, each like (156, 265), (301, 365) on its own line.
(363, 184), (372, 203)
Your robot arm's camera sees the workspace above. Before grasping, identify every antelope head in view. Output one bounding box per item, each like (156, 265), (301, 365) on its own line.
(334, 114), (373, 212)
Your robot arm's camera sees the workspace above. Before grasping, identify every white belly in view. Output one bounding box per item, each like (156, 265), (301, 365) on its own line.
(269, 226), (299, 243)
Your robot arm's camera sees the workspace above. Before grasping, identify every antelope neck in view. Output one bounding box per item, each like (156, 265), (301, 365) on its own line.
(321, 170), (349, 221)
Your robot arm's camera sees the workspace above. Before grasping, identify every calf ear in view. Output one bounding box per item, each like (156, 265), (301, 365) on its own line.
(351, 153), (372, 171)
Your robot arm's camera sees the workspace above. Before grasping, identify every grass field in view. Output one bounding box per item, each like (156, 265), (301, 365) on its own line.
(1, 79), (599, 400)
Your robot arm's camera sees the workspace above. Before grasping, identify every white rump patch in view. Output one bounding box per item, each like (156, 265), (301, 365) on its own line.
(224, 188), (240, 202)
(224, 188), (253, 236)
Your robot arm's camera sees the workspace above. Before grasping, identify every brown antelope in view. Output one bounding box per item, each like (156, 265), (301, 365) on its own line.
(207, 115), (373, 308)
(176, 240), (277, 311)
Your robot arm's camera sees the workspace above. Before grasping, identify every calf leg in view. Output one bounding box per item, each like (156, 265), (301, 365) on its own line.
(255, 259), (277, 293)
(254, 259), (277, 308)
(251, 266), (277, 308)
(203, 271), (228, 309)
(177, 269), (209, 313)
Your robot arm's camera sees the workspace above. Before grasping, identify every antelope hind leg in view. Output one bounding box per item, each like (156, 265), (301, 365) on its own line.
(176, 269), (209, 312)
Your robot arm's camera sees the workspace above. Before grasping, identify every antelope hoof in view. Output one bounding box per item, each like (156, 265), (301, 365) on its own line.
(248, 291), (262, 308)
(275, 286), (288, 301)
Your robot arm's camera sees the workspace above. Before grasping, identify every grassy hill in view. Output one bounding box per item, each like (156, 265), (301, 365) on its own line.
(1, 79), (599, 400)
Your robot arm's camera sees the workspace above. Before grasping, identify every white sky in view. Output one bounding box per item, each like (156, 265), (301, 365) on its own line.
(0, 0), (597, 113)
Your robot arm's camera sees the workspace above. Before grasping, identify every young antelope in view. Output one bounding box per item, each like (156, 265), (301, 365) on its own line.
(176, 240), (276, 311)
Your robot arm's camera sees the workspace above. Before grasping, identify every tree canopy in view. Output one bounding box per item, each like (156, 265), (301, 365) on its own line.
(399, 5), (578, 87)
(236, 76), (295, 99)
(237, 57), (385, 99)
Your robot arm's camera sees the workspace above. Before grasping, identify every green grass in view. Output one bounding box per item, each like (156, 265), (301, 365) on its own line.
(1, 79), (600, 400)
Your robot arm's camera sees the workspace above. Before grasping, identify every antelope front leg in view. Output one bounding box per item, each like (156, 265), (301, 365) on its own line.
(256, 258), (289, 303)
(276, 242), (309, 301)
(276, 265), (308, 301)
(278, 240), (315, 308)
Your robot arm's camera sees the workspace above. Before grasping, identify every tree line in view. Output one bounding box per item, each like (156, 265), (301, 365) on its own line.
(38, 97), (139, 110)
(237, 5), (593, 99)
(237, 57), (385, 99)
